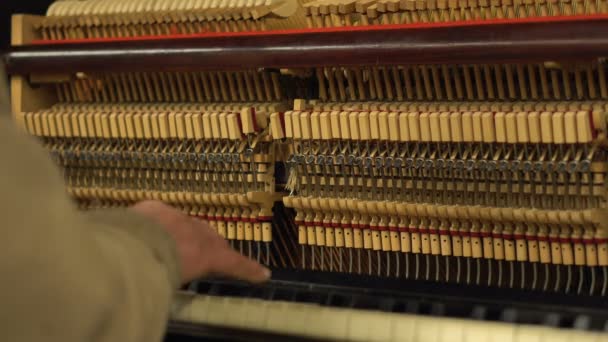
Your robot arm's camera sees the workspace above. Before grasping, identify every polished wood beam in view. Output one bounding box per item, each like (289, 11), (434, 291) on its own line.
(5, 16), (608, 75)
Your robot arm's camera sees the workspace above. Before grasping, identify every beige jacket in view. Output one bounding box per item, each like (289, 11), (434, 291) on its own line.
(0, 72), (180, 341)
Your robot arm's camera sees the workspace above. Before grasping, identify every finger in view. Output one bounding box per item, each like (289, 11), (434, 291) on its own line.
(210, 248), (271, 283)
(132, 200), (187, 227)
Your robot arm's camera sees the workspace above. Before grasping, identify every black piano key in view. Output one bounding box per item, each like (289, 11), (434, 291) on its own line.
(271, 288), (296, 302)
(378, 298), (396, 312)
(207, 283), (224, 296)
(558, 315), (575, 329)
(573, 315), (592, 331)
(542, 313), (562, 328)
(352, 295), (380, 310)
(471, 306), (487, 320)
(325, 293), (350, 308)
(405, 301), (420, 314)
(588, 318), (607, 331)
(294, 290), (324, 304)
(265, 287), (278, 301)
(500, 308), (518, 323)
(391, 300), (408, 313)
(418, 302), (432, 315)
(430, 303), (446, 316)
(241, 286), (266, 299)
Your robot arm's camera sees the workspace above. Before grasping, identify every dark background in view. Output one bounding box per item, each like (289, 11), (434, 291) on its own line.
(1, 1), (52, 50)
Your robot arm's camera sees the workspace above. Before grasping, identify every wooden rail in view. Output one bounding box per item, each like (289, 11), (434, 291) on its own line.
(4, 15), (608, 75)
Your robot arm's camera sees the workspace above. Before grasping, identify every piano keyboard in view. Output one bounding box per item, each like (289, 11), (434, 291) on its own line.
(175, 294), (603, 342)
(170, 274), (608, 341)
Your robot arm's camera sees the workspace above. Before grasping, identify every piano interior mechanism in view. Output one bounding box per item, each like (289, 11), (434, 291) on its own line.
(6, 0), (608, 340)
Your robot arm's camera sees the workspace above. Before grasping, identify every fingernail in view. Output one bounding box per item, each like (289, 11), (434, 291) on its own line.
(263, 267), (272, 279)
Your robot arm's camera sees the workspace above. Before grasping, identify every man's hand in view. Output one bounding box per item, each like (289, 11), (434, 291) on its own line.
(131, 200), (271, 284)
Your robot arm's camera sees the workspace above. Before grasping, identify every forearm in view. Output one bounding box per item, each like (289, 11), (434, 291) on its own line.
(0, 109), (179, 341)
(86, 207), (181, 289)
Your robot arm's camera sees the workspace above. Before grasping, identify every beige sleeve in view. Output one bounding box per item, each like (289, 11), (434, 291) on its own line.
(0, 79), (179, 341)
